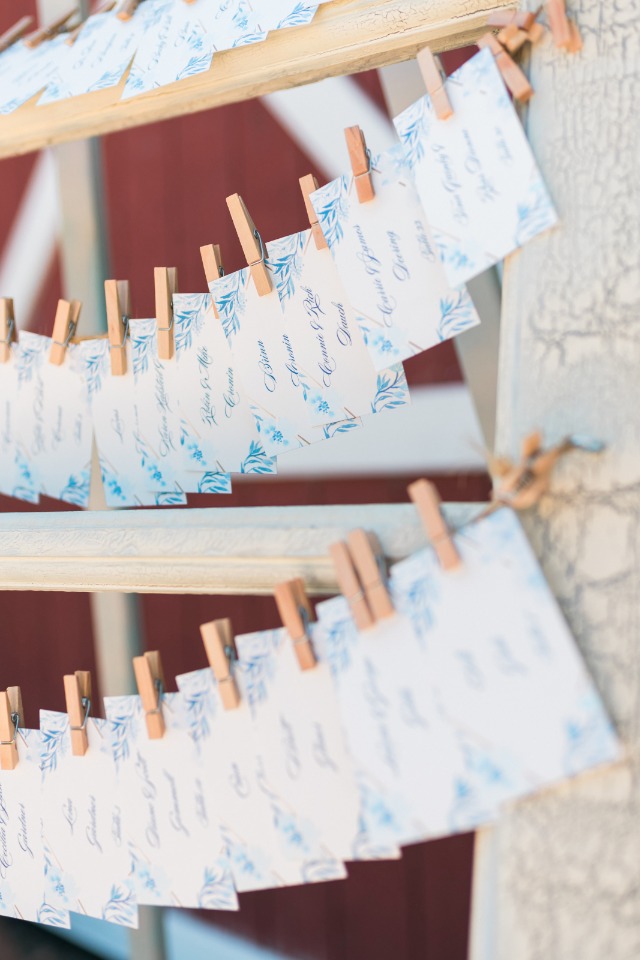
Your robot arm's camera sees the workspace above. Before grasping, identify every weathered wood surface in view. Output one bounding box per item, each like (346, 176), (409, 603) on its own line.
(0, 0), (512, 159)
(471, 2), (640, 957)
(0, 502), (479, 593)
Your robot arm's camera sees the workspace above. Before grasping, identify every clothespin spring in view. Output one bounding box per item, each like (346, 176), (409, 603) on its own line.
(0, 712), (19, 747)
(0, 317), (15, 346)
(250, 229), (267, 271)
(109, 315), (129, 354)
(70, 695), (91, 733)
(53, 317), (78, 350)
(355, 148), (373, 185)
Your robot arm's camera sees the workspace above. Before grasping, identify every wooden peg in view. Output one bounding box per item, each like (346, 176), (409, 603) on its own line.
(417, 47), (453, 121)
(488, 9), (544, 52)
(64, 670), (91, 757)
(226, 194), (272, 296)
(154, 267), (178, 362)
(117, 0), (142, 21)
(275, 578), (317, 671)
(200, 244), (225, 286)
(25, 9), (76, 48)
(346, 529), (394, 622)
(0, 687), (22, 771)
(408, 479), (461, 572)
(200, 618), (241, 709)
(345, 126), (374, 203)
(299, 175), (328, 250)
(0, 16), (34, 54)
(0, 299), (16, 364)
(547, 0), (582, 51)
(330, 540), (374, 630)
(104, 279), (131, 376)
(477, 33), (534, 102)
(49, 299), (81, 366)
(133, 650), (166, 739)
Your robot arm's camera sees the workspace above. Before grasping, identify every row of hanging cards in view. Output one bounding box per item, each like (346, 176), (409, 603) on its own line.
(0, 0), (334, 111)
(0, 502), (621, 929)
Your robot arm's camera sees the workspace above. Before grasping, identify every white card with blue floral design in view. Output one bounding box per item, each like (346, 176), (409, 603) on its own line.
(234, 629), (347, 880)
(10, 334), (93, 507)
(104, 693), (238, 910)
(39, 712), (138, 927)
(234, 626), (362, 862)
(266, 228), (410, 418)
(123, 0), (219, 99)
(77, 338), (185, 508)
(176, 667), (318, 891)
(0, 35), (69, 115)
(390, 507), (622, 800)
(210, 269), (361, 455)
(394, 47), (558, 286)
(0, 728), (69, 927)
(314, 596), (478, 846)
(310, 145), (481, 369)
(0, 349), (39, 504)
(172, 293), (276, 476)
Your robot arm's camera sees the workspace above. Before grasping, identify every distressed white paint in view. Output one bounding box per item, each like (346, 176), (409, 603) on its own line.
(470, 2), (640, 957)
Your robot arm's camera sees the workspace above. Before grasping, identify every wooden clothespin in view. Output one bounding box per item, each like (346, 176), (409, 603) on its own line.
(117, 0), (143, 21)
(0, 16), (34, 54)
(408, 479), (461, 571)
(49, 298), (82, 366)
(546, 0), (582, 52)
(226, 194), (272, 296)
(0, 687), (23, 771)
(104, 279), (131, 376)
(299, 175), (328, 250)
(0, 299), (16, 364)
(417, 47), (454, 121)
(154, 267), (178, 362)
(330, 541), (374, 630)
(133, 650), (166, 739)
(200, 243), (224, 319)
(346, 529), (394, 623)
(345, 126), (374, 203)
(24, 9), (76, 48)
(275, 578), (317, 671)
(487, 9), (544, 53)
(64, 670), (92, 757)
(200, 618), (241, 709)
(477, 33), (534, 102)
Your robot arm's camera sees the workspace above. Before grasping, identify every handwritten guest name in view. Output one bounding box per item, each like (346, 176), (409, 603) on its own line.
(362, 659), (397, 774)
(0, 785), (8, 826)
(197, 347), (217, 427)
(387, 231), (410, 282)
(229, 762), (250, 799)
(257, 340), (277, 393)
(333, 301), (352, 347)
(311, 722), (338, 773)
(135, 752), (160, 848)
(17, 803), (34, 859)
(415, 219), (436, 262)
(223, 367), (239, 419)
(353, 225), (397, 325)
(462, 129), (498, 203)
(86, 795), (103, 854)
(164, 770), (190, 838)
(431, 143), (469, 225)
(279, 715), (301, 780)
(63, 798), (77, 835)
(112, 806), (122, 847)
(281, 335), (301, 389)
(0, 827), (12, 878)
(194, 778), (209, 828)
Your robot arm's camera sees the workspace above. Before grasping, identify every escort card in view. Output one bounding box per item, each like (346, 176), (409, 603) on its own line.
(210, 268), (363, 456)
(314, 597), (482, 846)
(0, 35), (69, 114)
(104, 693), (238, 910)
(234, 626), (362, 861)
(77, 338), (186, 508)
(176, 667), (318, 890)
(390, 507), (622, 799)
(40, 712), (138, 927)
(172, 294), (276, 476)
(10, 333), (93, 507)
(0, 347), (39, 504)
(233, 629), (347, 881)
(267, 228), (411, 415)
(0, 728), (69, 927)
(310, 145), (481, 369)
(128, 317), (232, 496)
(394, 47), (558, 286)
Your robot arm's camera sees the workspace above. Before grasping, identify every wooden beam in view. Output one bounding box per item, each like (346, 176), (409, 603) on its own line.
(470, 2), (640, 958)
(0, 502), (479, 593)
(0, 0), (511, 159)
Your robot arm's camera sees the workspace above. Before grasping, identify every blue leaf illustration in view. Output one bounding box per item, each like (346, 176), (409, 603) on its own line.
(240, 439), (277, 475)
(312, 177), (349, 249)
(370, 365), (409, 414)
